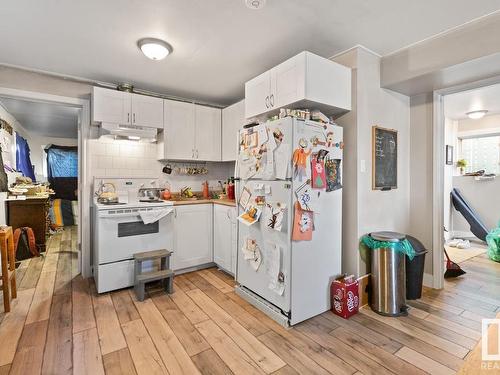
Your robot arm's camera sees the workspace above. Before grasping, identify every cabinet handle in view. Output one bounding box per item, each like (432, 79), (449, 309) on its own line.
(174, 209), (177, 218)
(196, 149), (199, 159)
(270, 94), (274, 107)
(226, 209), (231, 220)
(265, 96), (269, 108)
(192, 149), (194, 159)
(133, 113), (136, 123)
(127, 113), (130, 123)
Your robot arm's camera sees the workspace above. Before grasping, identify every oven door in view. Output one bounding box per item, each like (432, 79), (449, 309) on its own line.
(96, 208), (174, 264)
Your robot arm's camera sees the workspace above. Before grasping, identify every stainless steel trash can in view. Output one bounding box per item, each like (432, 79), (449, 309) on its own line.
(369, 231), (408, 316)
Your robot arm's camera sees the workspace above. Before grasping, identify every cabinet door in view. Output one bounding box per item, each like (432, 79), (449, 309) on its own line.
(213, 205), (232, 272)
(131, 94), (164, 128)
(272, 52), (305, 109)
(195, 105), (221, 161)
(222, 100), (245, 161)
(173, 204), (213, 270)
(92, 87), (131, 124)
(245, 70), (271, 118)
(163, 100), (195, 160)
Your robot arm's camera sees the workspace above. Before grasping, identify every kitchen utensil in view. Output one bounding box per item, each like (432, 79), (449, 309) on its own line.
(162, 164), (173, 174)
(137, 187), (163, 202)
(97, 182), (119, 203)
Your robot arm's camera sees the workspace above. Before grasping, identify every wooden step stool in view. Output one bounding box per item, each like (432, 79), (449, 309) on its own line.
(133, 249), (173, 302)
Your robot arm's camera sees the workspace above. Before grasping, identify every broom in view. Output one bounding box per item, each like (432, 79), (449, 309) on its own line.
(443, 248), (466, 278)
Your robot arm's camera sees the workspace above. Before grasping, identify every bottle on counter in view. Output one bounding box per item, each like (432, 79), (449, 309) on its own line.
(202, 181), (209, 199)
(227, 177), (235, 201)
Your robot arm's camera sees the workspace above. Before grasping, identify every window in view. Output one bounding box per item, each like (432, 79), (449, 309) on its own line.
(461, 135), (500, 174)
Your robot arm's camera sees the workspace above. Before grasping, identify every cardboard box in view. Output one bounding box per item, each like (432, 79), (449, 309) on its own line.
(331, 275), (359, 319)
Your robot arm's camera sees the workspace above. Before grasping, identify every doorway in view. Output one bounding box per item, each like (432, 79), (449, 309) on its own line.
(433, 80), (500, 288)
(0, 87), (91, 277)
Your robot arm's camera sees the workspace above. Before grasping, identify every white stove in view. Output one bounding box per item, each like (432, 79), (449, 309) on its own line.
(93, 178), (174, 293)
(94, 200), (173, 211)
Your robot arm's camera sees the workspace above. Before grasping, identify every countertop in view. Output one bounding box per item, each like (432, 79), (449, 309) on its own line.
(170, 198), (236, 207)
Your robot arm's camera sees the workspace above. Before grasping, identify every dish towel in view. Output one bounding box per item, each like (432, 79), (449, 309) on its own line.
(139, 207), (173, 224)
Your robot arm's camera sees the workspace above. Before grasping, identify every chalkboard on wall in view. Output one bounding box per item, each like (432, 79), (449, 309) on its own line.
(372, 126), (397, 190)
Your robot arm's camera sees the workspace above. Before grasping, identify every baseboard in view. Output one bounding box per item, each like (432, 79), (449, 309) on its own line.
(422, 273), (434, 288)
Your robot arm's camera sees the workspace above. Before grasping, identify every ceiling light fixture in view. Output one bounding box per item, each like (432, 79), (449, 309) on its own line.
(466, 110), (488, 120)
(245, 0), (266, 10)
(137, 38), (173, 61)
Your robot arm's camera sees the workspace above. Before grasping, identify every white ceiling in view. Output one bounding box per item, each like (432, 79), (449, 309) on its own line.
(0, 97), (79, 138)
(444, 83), (500, 120)
(1, 1), (500, 105)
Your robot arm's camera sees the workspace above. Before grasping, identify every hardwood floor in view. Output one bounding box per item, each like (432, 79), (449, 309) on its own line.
(0, 226), (499, 374)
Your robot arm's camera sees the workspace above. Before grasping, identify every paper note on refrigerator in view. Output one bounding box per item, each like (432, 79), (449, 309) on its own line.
(264, 203), (286, 232)
(242, 238), (262, 271)
(265, 242), (285, 295)
(274, 144), (290, 180)
(255, 124), (269, 146)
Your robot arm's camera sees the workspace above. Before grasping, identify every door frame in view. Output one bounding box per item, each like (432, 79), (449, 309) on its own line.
(431, 76), (500, 289)
(0, 87), (92, 278)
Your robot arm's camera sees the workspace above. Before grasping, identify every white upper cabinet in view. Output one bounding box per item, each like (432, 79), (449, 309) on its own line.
(245, 51), (351, 119)
(161, 100), (221, 161)
(92, 87), (164, 128)
(273, 54), (306, 109)
(221, 100), (245, 161)
(92, 87), (131, 125)
(244, 70), (272, 120)
(163, 100), (196, 160)
(131, 94), (164, 128)
(195, 105), (221, 161)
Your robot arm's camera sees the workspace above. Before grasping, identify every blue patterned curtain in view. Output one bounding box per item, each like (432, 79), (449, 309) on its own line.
(15, 133), (36, 181)
(46, 145), (78, 200)
(47, 147), (78, 178)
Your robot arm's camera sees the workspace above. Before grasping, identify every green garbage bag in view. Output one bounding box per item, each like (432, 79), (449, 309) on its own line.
(361, 235), (416, 260)
(486, 222), (500, 262)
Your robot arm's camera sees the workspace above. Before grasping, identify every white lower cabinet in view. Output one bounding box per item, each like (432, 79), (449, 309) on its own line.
(213, 204), (237, 275)
(172, 204), (213, 270)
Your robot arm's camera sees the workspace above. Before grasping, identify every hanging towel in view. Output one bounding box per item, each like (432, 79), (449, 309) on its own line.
(139, 207), (173, 224)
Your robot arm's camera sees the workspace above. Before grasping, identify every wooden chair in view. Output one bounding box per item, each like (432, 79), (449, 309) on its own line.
(0, 226), (17, 312)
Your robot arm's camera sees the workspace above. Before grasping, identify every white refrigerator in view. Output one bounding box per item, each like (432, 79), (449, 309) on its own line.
(235, 117), (343, 326)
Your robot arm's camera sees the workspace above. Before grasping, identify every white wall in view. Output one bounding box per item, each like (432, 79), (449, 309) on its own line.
(452, 176), (500, 235)
(409, 94), (434, 274)
(334, 47), (411, 277)
(443, 117), (459, 239)
(458, 113), (500, 137)
(88, 137), (234, 194)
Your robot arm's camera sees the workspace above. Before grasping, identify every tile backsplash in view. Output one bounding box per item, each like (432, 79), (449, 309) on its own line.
(88, 138), (235, 192)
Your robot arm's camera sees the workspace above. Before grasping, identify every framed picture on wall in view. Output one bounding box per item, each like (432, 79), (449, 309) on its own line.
(446, 145), (453, 165)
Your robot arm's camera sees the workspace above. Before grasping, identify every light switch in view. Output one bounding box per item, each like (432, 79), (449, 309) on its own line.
(360, 159), (366, 173)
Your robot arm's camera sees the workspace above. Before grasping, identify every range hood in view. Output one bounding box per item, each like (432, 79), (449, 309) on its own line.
(99, 122), (158, 142)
